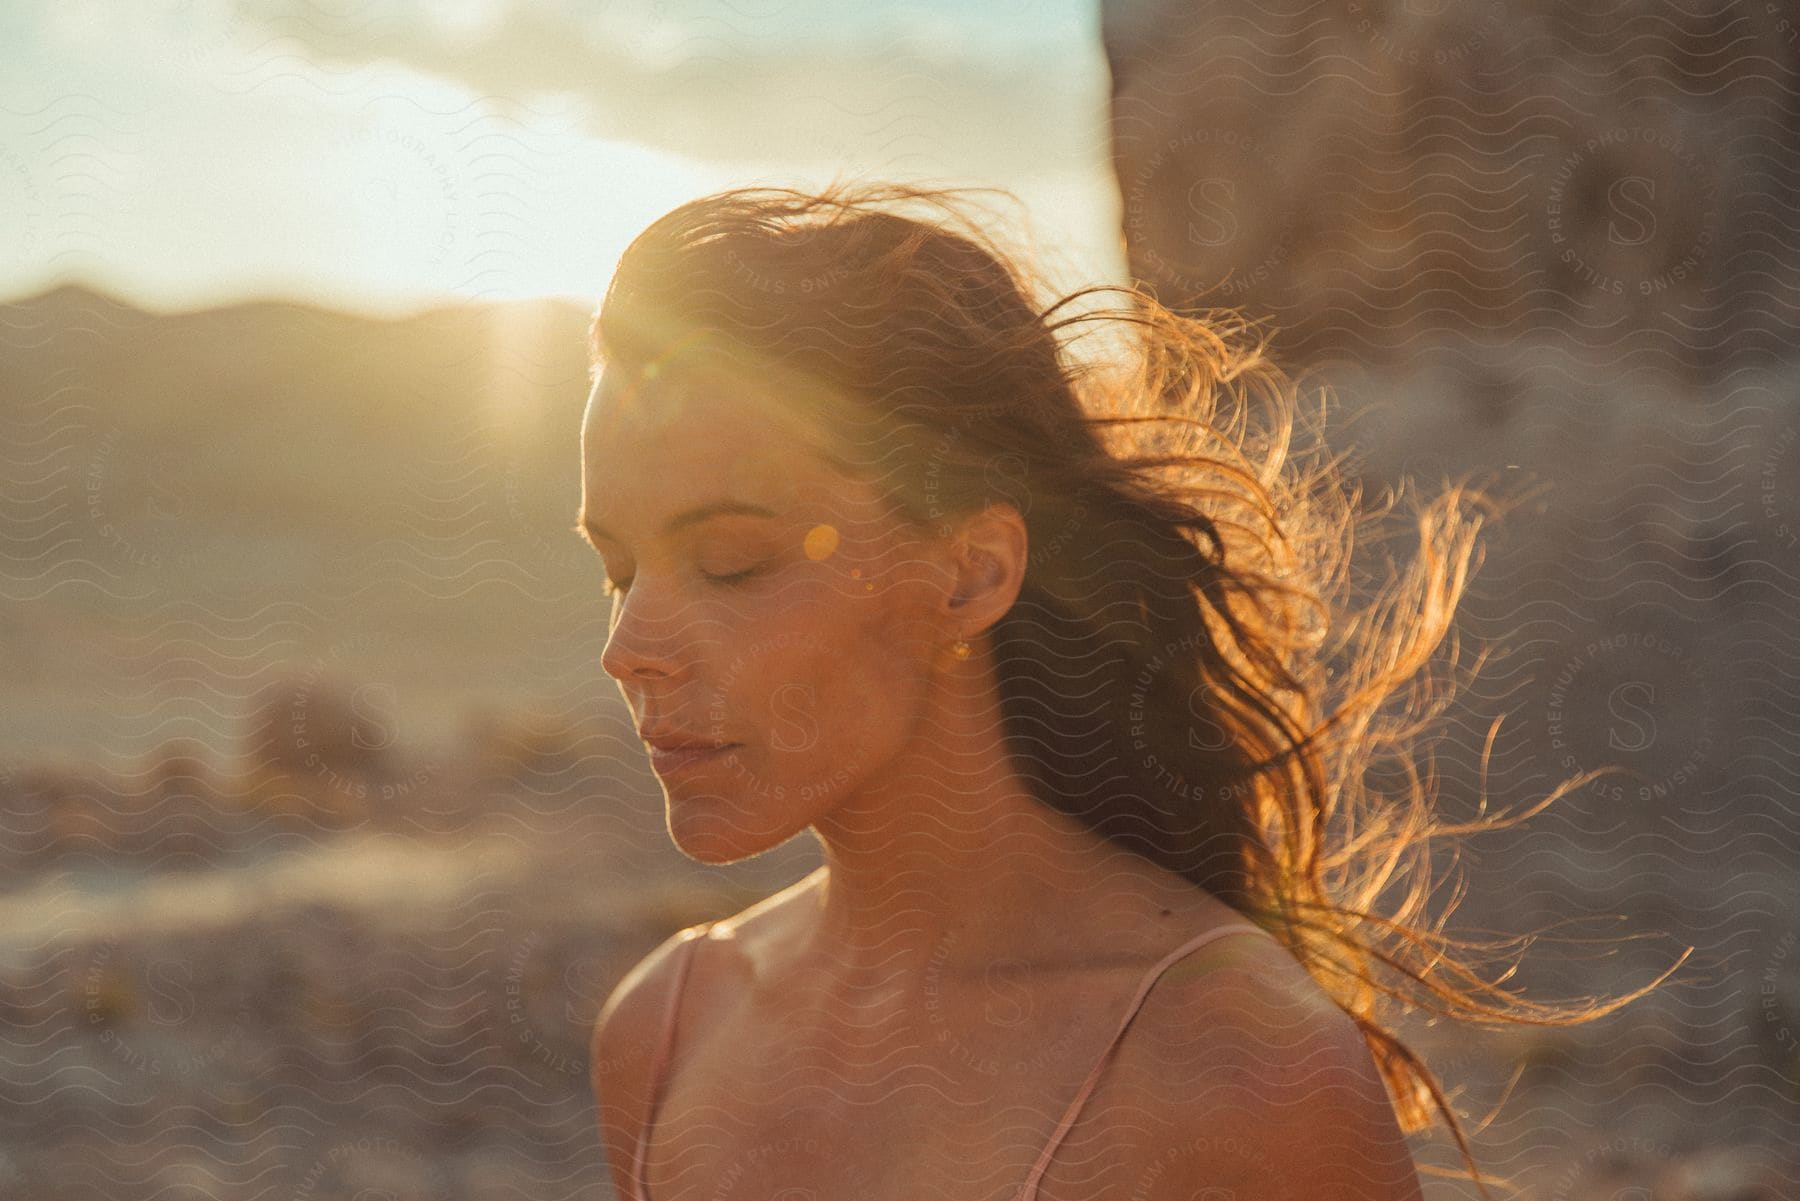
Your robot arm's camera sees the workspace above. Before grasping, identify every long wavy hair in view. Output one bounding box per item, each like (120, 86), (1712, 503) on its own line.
(585, 179), (1690, 1198)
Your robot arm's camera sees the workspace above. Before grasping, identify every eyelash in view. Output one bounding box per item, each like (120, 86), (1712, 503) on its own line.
(602, 566), (761, 597)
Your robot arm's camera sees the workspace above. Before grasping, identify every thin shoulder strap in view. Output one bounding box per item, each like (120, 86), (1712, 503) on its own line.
(1013, 923), (1269, 1201)
(632, 921), (716, 1201)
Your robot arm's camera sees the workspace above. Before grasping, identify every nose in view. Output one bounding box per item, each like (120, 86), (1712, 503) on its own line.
(598, 579), (709, 683)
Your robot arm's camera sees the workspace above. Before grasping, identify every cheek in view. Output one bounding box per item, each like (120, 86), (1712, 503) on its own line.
(724, 589), (929, 753)
(822, 599), (934, 736)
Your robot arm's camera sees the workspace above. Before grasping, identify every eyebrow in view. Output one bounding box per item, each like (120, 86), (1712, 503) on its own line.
(572, 500), (781, 548)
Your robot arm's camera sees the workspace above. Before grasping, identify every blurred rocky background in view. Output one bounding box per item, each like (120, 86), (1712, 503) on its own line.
(1104, 0), (1800, 1195)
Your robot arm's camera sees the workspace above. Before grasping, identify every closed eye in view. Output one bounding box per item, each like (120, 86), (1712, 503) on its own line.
(601, 565), (762, 598)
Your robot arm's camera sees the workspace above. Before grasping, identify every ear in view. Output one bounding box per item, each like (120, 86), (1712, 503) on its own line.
(944, 501), (1028, 640)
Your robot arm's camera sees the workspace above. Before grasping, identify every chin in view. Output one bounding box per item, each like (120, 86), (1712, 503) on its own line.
(666, 794), (796, 865)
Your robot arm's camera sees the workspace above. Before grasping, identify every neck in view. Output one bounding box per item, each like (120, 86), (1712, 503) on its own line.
(800, 646), (1206, 982)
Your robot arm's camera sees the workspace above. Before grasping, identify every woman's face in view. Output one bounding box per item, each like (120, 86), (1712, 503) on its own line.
(578, 369), (951, 862)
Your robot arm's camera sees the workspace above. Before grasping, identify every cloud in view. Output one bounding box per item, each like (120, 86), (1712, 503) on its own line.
(227, 0), (1093, 174)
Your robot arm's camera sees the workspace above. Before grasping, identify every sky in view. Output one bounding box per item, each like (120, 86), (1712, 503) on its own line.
(0, 0), (1127, 315)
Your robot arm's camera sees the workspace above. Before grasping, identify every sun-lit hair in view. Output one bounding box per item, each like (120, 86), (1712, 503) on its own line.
(588, 179), (1690, 1198)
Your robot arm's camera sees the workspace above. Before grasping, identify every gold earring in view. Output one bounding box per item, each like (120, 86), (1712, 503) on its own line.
(950, 639), (971, 660)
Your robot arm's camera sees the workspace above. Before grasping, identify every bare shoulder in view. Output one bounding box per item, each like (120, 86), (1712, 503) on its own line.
(590, 874), (819, 1071)
(1115, 931), (1425, 1200)
(588, 920), (712, 1197)
(588, 880), (818, 1192)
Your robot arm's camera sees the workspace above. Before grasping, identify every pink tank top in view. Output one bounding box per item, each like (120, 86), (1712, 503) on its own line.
(629, 917), (1270, 1201)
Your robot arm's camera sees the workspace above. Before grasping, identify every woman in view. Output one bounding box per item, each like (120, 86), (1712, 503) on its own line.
(578, 182), (1683, 1200)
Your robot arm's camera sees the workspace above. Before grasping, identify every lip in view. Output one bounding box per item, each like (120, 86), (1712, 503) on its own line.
(646, 741), (740, 775)
(637, 726), (734, 752)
